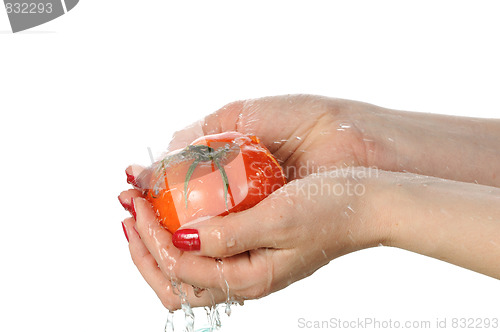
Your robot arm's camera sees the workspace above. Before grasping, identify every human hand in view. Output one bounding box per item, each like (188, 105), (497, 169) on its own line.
(149, 94), (500, 186)
(120, 167), (385, 310)
(130, 94), (499, 188)
(119, 94), (500, 309)
(157, 95), (379, 181)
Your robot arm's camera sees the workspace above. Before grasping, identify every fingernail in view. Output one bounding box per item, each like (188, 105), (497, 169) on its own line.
(172, 229), (200, 251)
(133, 224), (141, 239)
(130, 197), (137, 219)
(118, 195), (132, 210)
(126, 171), (136, 186)
(122, 222), (129, 243)
(118, 195), (137, 219)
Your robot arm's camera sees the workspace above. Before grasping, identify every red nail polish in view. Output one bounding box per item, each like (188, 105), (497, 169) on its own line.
(118, 195), (132, 210)
(122, 222), (129, 243)
(172, 229), (200, 251)
(126, 171), (136, 186)
(129, 197), (137, 219)
(133, 224), (142, 239)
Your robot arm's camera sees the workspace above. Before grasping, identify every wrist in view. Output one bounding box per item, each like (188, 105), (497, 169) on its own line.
(330, 167), (393, 251)
(351, 105), (500, 187)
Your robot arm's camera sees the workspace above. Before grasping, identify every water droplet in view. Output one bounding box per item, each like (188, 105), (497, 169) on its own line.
(321, 249), (328, 259)
(227, 237), (236, 248)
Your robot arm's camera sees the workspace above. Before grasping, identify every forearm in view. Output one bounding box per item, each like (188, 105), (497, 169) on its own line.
(356, 106), (500, 187)
(376, 171), (500, 279)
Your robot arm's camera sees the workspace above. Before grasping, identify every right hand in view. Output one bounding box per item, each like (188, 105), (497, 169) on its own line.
(122, 166), (386, 310)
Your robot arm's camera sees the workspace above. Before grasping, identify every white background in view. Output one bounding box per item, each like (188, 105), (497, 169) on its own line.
(1, 1), (499, 331)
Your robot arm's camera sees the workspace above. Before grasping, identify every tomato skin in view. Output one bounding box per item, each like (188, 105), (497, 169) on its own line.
(139, 132), (286, 233)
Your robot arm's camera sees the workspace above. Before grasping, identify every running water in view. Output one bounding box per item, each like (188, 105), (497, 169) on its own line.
(165, 280), (195, 332)
(165, 311), (175, 332)
(216, 259), (245, 317)
(164, 259), (244, 331)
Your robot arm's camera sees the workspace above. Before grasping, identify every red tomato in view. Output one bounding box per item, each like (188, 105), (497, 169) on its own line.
(136, 132), (286, 233)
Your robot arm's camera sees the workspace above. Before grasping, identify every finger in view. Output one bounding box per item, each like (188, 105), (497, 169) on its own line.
(118, 188), (142, 216)
(124, 217), (177, 307)
(125, 217), (228, 309)
(167, 120), (207, 151)
(132, 198), (179, 273)
(172, 188), (293, 258)
(131, 198), (281, 295)
(166, 96), (330, 168)
(133, 197), (225, 289)
(167, 101), (245, 152)
(125, 165), (146, 190)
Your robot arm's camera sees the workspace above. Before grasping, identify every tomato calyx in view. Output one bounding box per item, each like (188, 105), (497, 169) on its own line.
(153, 144), (233, 210)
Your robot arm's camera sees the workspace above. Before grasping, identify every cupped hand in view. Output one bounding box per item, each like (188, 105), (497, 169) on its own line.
(119, 95), (500, 309)
(119, 95), (388, 310)
(162, 95), (382, 181)
(120, 167), (384, 310)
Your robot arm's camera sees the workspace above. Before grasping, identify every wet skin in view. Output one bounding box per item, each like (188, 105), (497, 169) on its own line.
(119, 95), (500, 310)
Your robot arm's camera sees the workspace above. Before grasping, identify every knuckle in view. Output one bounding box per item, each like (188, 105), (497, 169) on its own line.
(130, 248), (145, 269)
(243, 282), (268, 299)
(219, 100), (244, 114)
(230, 258), (274, 300)
(160, 294), (180, 311)
(209, 225), (234, 257)
(130, 253), (141, 268)
(261, 190), (295, 228)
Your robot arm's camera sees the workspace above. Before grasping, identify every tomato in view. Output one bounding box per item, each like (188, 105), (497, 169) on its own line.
(136, 132), (286, 233)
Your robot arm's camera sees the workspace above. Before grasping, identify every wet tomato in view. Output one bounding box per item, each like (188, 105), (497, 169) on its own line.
(136, 132), (286, 233)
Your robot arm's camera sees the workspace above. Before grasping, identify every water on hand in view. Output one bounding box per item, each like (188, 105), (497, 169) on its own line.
(164, 259), (244, 332)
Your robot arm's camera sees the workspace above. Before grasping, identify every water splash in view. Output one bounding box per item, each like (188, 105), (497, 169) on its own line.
(170, 280), (195, 332)
(165, 311), (175, 332)
(215, 259), (245, 317)
(204, 290), (222, 331)
(337, 123), (352, 131)
(164, 259), (244, 331)
(215, 259), (231, 316)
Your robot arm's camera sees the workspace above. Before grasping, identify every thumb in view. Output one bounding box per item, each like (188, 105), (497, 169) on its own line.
(171, 195), (290, 258)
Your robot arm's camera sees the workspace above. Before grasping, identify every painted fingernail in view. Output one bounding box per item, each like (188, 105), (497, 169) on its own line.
(122, 222), (129, 243)
(172, 229), (200, 251)
(118, 195), (137, 219)
(130, 197), (137, 219)
(126, 171), (136, 186)
(133, 224), (142, 239)
(118, 195), (132, 210)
